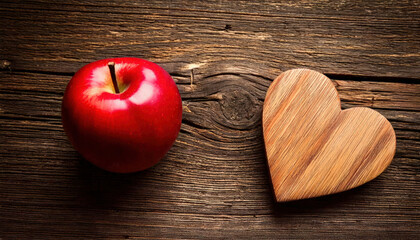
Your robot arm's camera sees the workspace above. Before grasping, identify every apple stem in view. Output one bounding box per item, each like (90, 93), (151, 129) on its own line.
(190, 68), (194, 86)
(108, 62), (120, 94)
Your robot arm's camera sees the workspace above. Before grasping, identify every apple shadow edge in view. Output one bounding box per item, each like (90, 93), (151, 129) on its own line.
(75, 155), (146, 209)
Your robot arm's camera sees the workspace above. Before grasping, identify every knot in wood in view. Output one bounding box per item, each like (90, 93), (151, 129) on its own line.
(218, 86), (260, 129)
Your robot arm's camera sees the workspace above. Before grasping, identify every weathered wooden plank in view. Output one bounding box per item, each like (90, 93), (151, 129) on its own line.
(1, 70), (419, 129)
(2, 206), (418, 239)
(5, 0), (420, 17)
(0, 1), (419, 78)
(0, 67), (419, 238)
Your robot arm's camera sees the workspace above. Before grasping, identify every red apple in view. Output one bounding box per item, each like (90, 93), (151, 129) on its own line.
(62, 57), (182, 173)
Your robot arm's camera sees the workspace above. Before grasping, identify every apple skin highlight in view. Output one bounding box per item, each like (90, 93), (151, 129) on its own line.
(62, 58), (182, 173)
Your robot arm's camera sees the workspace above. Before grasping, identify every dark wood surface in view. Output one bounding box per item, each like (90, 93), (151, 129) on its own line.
(1, 1), (419, 239)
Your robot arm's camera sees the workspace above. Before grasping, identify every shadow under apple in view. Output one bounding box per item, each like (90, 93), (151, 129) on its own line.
(75, 154), (152, 209)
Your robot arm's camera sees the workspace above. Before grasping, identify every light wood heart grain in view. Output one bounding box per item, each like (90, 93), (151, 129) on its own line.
(263, 69), (396, 202)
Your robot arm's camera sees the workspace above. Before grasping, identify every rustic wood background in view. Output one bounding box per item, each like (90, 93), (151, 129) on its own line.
(1, 1), (419, 239)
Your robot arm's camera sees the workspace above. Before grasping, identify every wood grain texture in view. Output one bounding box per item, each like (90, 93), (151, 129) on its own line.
(0, 0), (419, 239)
(1, 68), (419, 239)
(263, 69), (396, 202)
(0, 0), (419, 78)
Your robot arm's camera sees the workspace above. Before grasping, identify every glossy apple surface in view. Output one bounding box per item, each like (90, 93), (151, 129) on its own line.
(62, 57), (182, 173)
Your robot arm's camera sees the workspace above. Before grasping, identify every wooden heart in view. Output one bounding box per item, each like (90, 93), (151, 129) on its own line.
(263, 69), (396, 202)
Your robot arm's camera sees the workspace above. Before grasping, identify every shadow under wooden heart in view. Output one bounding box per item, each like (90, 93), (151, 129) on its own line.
(263, 69), (396, 202)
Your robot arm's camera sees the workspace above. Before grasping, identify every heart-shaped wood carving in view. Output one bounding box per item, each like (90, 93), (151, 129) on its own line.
(263, 69), (396, 202)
